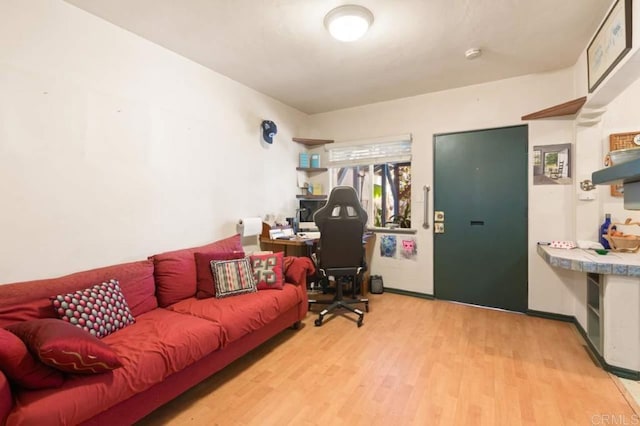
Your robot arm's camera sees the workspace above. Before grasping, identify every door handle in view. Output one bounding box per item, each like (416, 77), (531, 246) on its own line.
(423, 185), (431, 229)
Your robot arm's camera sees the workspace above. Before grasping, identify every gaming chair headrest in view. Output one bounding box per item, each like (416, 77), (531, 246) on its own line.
(313, 186), (368, 227)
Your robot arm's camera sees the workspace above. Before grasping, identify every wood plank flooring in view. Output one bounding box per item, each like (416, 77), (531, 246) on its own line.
(136, 293), (637, 425)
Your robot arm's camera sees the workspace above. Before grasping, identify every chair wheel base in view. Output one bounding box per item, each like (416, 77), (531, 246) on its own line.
(309, 290), (368, 328)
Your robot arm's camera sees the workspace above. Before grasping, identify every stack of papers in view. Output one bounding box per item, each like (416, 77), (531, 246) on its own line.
(269, 228), (294, 239)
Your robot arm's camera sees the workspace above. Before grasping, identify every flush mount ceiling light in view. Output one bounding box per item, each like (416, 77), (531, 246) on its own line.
(324, 5), (374, 42)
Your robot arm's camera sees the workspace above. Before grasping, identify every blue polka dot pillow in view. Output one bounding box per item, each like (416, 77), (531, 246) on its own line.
(51, 279), (135, 338)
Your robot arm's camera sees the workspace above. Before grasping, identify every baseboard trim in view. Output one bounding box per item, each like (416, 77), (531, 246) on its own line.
(607, 365), (640, 381)
(527, 309), (640, 380)
(383, 288), (435, 300)
(526, 309), (574, 322)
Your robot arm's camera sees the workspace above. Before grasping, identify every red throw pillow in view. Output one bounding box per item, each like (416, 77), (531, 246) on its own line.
(250, 252), (284, 290)
(195, 250), (245, 299)
(0, 327), (64, 389)
(51, 279), (135, 338)
(7, 319), (122, 374)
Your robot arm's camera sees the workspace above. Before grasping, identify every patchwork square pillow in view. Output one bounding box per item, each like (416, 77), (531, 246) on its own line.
(7, 319), (122, 374)
(51, 279), (135, 338)
(0, 328), (64, 389)
(250, 251), (284, 290)
(195, 250), (245, 299)
(211, 258), (257, 298)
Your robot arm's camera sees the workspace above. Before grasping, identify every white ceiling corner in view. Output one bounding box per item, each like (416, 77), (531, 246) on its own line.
(63, 0), (613, 114)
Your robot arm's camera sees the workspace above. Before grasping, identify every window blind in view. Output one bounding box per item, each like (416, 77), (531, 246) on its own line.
(326, 134), (412, 167)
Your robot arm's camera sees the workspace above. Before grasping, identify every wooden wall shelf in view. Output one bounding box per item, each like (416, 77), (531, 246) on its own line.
(296, 195), (327, 200)
(521, 96), (587, 120)
(292, 138), (334, 146)
(296, 167), (327, 172)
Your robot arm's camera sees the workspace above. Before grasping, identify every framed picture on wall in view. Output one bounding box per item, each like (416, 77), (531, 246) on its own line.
(587, 0), (632, 93)
(533, 143), (572, 185)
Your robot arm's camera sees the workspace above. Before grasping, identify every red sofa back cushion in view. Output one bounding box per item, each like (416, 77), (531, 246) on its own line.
(0, 260), (156, 328)
(151, 234), (243, 307)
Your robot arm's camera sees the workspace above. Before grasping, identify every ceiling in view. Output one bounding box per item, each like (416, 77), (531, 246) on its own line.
(64, 0), (612, 114)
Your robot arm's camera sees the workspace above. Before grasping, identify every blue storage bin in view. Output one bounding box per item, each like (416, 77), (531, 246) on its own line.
(299, 153), (310, 168)
(311, 154), (320, 168)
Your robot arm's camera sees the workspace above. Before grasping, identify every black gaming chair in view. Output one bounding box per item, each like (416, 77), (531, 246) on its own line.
(310, 186), (369, 327)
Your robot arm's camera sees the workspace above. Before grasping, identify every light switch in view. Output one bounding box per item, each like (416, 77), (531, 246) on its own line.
(434, 223), (445, 233)
(434, 211), (445, 222)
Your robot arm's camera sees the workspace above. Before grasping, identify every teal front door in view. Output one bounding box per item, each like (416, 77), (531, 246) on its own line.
(433, 125), (528, 312)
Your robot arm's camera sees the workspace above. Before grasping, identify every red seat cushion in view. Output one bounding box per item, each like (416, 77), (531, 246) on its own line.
(167, 284), (301, 343)
(7, 309), (224, 426)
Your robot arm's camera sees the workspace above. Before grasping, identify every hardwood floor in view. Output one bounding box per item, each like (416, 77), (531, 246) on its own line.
(136, 293), (638, 425)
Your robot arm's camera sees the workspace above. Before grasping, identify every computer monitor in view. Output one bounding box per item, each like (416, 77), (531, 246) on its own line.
(298, 199), (326, 231)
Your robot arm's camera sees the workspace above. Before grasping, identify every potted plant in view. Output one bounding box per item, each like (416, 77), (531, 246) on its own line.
(388, 203), (411, 228)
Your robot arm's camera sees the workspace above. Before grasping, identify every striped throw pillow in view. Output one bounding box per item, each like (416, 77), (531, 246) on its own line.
(211, 258), (257, 298)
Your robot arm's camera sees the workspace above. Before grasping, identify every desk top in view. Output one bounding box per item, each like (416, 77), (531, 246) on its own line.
(260, 232), (375, 247)
(259, 236), (317, 246)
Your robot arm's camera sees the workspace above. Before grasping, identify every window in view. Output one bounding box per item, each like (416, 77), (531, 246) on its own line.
(327, 135), (412, 228)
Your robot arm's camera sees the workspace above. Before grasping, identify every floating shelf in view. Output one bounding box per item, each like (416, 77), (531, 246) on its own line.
(521, 96), (587, 120)
(292, 138), (334, 146)
(592, 158), (640, 210)
(296, 194), (327, 200)
(296, 167), (327, 172)
(592, 158), (640, 185)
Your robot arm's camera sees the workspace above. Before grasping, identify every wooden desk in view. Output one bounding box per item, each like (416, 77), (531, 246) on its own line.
(259, 237), (315, 257)
(259, 226), (376, 295)
(362, 233), (376, 294)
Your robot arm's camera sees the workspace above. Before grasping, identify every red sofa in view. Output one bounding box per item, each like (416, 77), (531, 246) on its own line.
(0, 235), (313, 425)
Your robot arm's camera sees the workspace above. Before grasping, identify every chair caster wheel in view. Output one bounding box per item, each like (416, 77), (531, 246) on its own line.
(314, 319), (323, 326)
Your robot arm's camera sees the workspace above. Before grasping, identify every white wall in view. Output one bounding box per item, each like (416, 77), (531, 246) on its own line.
(305, 69), (579, 312)
(0, 0), (307, 283)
